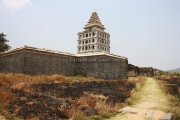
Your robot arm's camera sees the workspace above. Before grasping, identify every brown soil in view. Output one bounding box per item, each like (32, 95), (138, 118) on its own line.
(0, 115), (6, 120)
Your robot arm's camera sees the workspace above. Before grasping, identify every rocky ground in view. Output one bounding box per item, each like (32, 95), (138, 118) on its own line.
(0, 115), (6, 120)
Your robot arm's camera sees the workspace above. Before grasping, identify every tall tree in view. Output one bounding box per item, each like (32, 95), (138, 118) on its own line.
(0, 33), (11, 52)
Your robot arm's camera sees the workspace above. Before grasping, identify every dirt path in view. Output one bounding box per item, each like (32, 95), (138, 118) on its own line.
(109, 78), (172, 120)
(0, 115), (6, 120)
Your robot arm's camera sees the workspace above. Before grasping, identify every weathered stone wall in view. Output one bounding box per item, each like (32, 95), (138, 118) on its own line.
(0, 51), (25, 73)
(128, 64), (155, 77)
(1, 47), (158, 79)
(0, 49), (76, 76)
(128, 64), (140, 77)
(139, 67), (154, 77)
(0, 48), (128, 80)
(22, 50), (76, 76)
(74, 56), (128, 80)
(0, 53), (1, 70)
(0, 53), (2, 72)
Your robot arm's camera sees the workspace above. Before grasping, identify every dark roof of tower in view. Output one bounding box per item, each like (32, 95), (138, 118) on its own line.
(84, 12), (105, 30)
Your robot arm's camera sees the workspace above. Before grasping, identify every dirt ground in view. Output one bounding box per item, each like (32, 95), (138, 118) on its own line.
(0, 115), (6, 120)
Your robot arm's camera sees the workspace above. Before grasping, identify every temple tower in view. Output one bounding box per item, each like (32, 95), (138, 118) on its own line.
(77, 12), (110, 54)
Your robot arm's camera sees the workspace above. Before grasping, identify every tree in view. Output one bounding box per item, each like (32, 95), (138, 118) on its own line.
(0, 33), (11, 52)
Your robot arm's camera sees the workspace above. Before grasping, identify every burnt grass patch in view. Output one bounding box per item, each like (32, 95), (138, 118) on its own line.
(7, 81), (134, 120)
(156, 75), (180, 97)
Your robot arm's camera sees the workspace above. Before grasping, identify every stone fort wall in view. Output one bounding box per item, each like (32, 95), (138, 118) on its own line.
(0, 51), (25, 73)
(75, 55), (128, 79)
(128, 64), (156, 77)
(0, 47), (128, 80)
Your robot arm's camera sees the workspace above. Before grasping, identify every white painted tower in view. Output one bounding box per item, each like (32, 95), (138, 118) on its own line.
(77, 12), (110, 54)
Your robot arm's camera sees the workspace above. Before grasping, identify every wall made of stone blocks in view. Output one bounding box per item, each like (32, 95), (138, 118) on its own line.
(22, 51), (76, 76)
(0, 54), (1, 71)
(0, 52), (25, 73)
(127, 64), (155, 77)
(74, 56), (128, 80)
(128, 64), (140, 77)
(0, 50), (76, 76)
(0, 49), (128, 80)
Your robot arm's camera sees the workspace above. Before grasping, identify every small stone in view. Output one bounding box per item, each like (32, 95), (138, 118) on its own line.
(129, 109), (138, 114)
(118, 107), (138, 114)
(160, 113), (173, 120)
(145, 111), (154, 119)
(27, 102), (34, 105)
(118, 107), (131, 114)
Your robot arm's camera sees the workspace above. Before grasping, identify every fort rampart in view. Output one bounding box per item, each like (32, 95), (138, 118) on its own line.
(0, 46), (128, 80)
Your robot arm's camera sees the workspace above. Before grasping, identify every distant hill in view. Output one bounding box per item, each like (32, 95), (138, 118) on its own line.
(167, 68), (180, 73)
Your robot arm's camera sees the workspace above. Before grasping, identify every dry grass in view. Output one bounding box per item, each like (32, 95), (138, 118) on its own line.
(71, 93), (121, 120)
(124, 77), (146, 106)
(0, 73), (68, 113)
(0, 89), (13, 109)
(0, 74), (15, 109)
(127, 77), (145, 91)
(71, 110), (91, 120)
(67, 75), (95, 82)
(0, 73), (101, 90)
(127, 76), (145, 84)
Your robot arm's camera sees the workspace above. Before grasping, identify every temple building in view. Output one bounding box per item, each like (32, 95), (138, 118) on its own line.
(77, 12), (110, 54)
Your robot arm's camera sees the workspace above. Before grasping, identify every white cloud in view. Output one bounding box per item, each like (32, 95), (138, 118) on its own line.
(2, 0), (31, 10)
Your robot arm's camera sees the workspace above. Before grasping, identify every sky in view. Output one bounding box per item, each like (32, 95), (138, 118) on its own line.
(0, 0), (180, 70)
